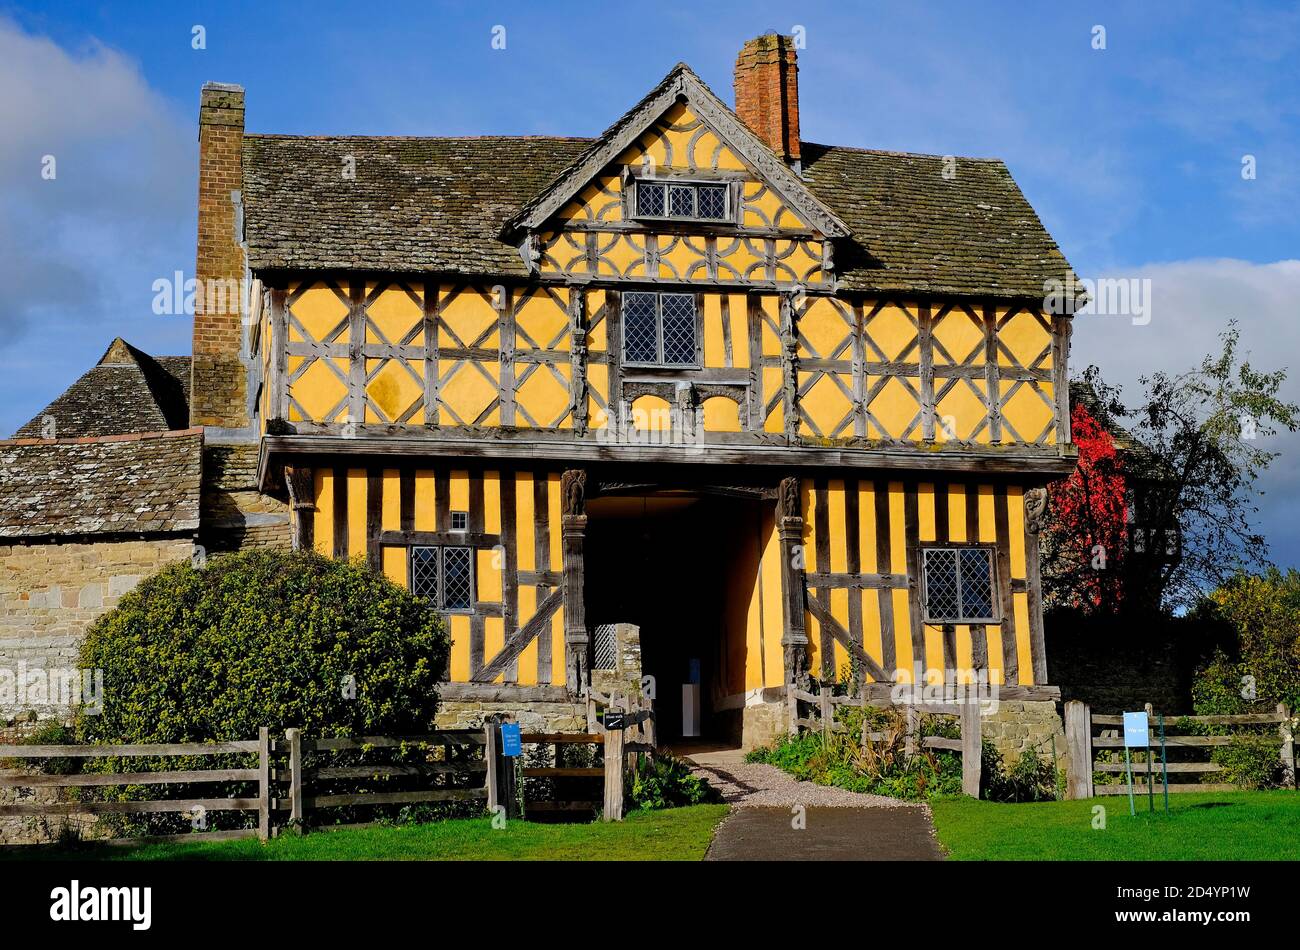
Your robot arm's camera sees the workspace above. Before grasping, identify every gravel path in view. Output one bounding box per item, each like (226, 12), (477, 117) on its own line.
(688, 756), (915, 808)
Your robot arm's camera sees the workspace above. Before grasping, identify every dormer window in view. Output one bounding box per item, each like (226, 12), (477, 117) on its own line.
(633, 179), (730, 222)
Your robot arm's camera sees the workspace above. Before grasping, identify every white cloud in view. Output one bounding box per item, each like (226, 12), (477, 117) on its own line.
(0, 17), (192, 345)
(1071, 258), (1300, 570)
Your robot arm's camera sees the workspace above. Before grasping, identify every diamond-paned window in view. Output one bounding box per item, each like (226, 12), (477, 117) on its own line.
(636, 181), (666, 217)
(592, 623), (618, 671)
(410, 545), (474, 613)
(922, 547), (996, 623)
(621, 292), (697, 366)
(697, 184), (727, 219)
(623, 292), (659, 364)
(668, 184), (695, 217)
(633, 179), (730, 222)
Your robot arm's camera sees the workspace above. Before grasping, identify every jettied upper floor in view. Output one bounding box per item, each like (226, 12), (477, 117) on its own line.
(188, 38), (1083, 489)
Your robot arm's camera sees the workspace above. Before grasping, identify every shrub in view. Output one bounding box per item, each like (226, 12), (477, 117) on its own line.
(77, 549), (449, 743)
(70, 550), (450, 834)
(626, 753), (720, 810)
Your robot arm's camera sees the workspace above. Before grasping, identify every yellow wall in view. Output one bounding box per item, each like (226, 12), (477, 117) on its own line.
(800, 478), (1040, 689)
(311, 465), (565, 686)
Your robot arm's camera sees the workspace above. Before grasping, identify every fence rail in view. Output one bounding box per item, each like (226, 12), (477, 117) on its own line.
(1064, 700), (1296, 800)
(0, 727), (270, 841)
(2, 718), (651, 846)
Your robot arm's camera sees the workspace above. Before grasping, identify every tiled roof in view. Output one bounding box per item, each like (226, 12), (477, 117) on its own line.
(241, 134), (1077, 300)
(242, 135), (590, 278)
(13, 338), (191, 440)
(0, 429), (203, 540)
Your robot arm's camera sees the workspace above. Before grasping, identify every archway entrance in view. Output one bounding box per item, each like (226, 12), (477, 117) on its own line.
(584, 491), (769, 747)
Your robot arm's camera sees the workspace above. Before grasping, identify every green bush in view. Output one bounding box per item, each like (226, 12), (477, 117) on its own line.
(627, 753), (720, 810)
(77, 549), (449, 743)
(68, 550), (449, 834)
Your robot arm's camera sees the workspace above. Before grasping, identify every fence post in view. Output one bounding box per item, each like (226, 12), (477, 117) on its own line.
(960, 699), (981, 798)
(820, 685), (832, 739)
(1279, 702), (1295, 789)
(787, 682), (799, 736)
(257, 726), (270, 841)
(484, 722), (501, 815)
(1064, 700), (1093, 800)
(602, 727), (625, 822)
(904, 705), (919, 757)
(286, 727), (305, 830)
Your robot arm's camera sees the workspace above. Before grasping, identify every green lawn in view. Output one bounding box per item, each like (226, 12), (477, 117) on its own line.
(10, 805), (729, 862)
(931, 790), (1300, 860)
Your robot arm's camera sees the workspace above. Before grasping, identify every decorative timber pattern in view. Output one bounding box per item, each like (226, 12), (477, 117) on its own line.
(798, 478), (1047, 688)
(303, 464), (567, 687)
(269, 281), (1066, 454)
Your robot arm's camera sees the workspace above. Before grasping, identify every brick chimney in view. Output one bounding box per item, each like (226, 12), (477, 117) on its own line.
(191, 82), (248, 430)
(733, 34), (801, 166)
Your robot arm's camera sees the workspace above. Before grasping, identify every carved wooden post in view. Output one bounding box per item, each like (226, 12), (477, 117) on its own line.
(780, 293), (800, 442)
(1023, 486), (1049, 685)
(777, 476), (809, 688)
(284, 466), (315, 552)
(561, 469), (589, 692)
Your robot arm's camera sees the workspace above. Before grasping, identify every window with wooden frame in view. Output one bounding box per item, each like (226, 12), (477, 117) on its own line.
(632, 178), (731, 223)
(921, 546), (997, 624)
(621, 291), (700, 367)
(410, 545), (474, 613)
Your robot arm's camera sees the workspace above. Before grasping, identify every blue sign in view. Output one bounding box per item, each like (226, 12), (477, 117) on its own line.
(501, 722), (522, 757)
(1122, 711), (1149, 748)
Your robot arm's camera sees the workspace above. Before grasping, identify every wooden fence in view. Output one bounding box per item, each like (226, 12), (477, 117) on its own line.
(2, 722), (644, 845)
(273, 728), (489, 830)
(1064, 700), (1297, 799)
(789, 685), (982, 797)
(0, 730), (271, 844)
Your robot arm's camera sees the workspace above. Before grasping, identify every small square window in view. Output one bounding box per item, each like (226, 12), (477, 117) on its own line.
(697, 185), (727, 220)
(450, 511), (468, 532)
(636, 181), (665, 217)
(410, 544), (474, 613)
(922, 547), (997, 623)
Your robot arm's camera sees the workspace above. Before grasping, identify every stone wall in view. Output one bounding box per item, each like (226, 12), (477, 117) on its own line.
(200, 444), (290, 553)
(980, 699), (1067, 772)
(0, 536), (194, 720)
(435, 699), (587, 733)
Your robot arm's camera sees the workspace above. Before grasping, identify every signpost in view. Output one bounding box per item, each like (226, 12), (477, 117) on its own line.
(1121, 711), (1148, 817)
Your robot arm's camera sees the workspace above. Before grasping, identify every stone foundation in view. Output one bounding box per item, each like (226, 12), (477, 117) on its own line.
(435, 699), (587, 733)
(980, 699), (1067, 771)
(741, 697), (789, 751)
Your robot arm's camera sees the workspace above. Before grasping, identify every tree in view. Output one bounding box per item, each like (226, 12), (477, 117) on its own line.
(1041, 400), (1127, 614)
(1048, 322), (1298, 614)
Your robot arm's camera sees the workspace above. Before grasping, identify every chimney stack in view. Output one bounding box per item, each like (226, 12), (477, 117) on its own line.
(733, 34), (801, 167)
(192, 81), (248, 430)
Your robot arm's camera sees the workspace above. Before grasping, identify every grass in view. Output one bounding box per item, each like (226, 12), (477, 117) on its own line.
(931, 790), (1300, 860)
(7, 805), (730, 862)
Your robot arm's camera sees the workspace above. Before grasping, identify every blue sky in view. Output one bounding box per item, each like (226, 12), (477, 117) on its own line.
(1, 1), (1297, 567)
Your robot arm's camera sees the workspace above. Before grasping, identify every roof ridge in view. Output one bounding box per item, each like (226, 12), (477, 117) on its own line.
(245, 133), (594, 142)
(802, 141), (1006, 164)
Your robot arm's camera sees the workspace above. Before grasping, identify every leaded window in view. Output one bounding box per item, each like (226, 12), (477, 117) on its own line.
(622, 292), (698, 366)
(921, 547), (996, 623)
(634, 180), (729, 221)
(410, 545), (474, 612)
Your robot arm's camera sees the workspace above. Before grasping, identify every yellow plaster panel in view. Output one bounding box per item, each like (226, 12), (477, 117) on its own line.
(313, 469), (332, 556)
(440, 289), (500, 349)
(288, 283), (349, 343)
(347, 469), (366, 559)
(702, 396), (741, 432)
(365, 285), (423, 345)
(414, 470), (436, 531)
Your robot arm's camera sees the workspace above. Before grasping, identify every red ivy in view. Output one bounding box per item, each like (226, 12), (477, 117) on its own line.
(1047, 402), (1128, 611)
